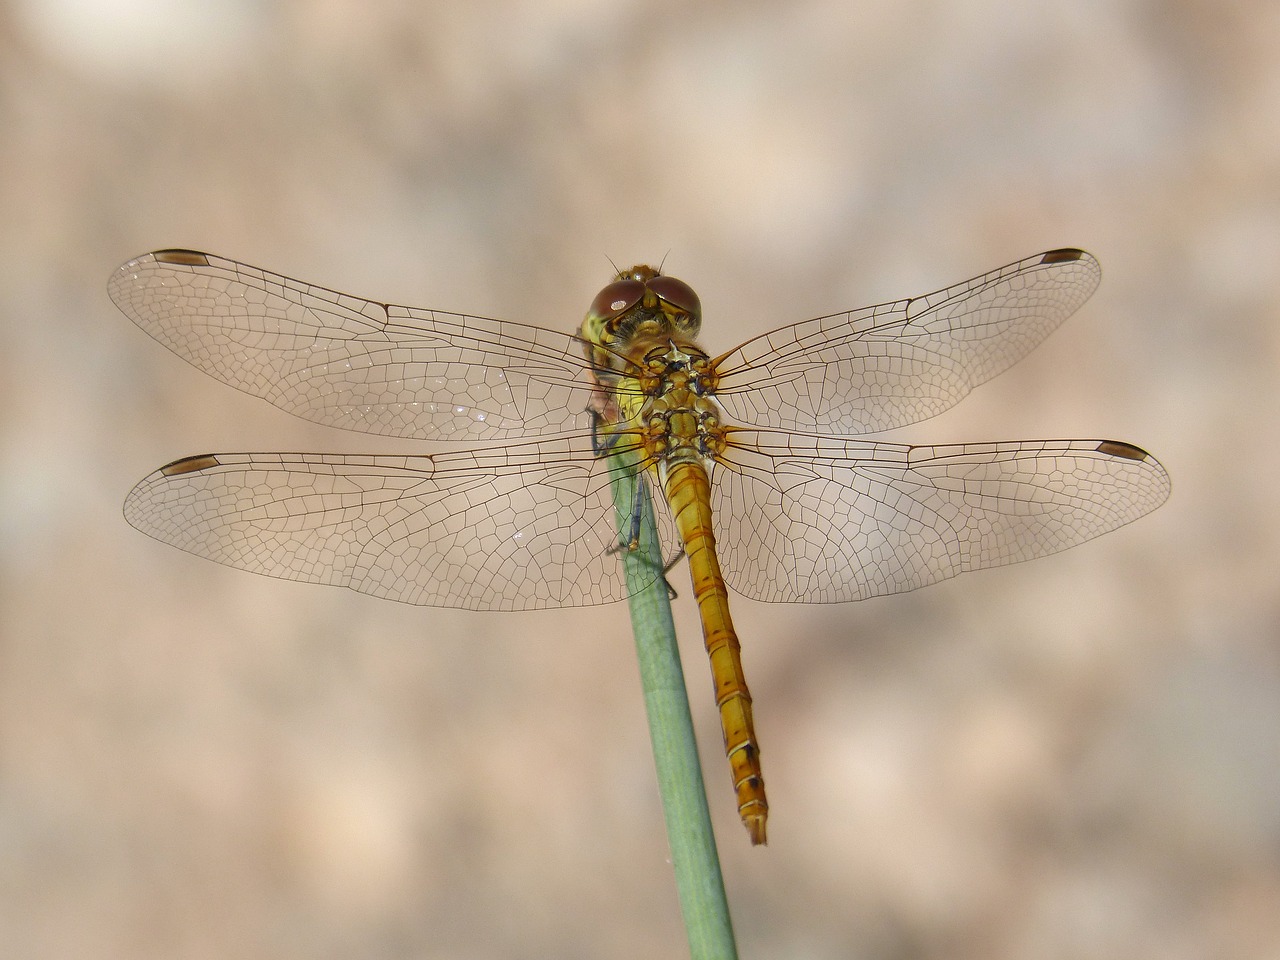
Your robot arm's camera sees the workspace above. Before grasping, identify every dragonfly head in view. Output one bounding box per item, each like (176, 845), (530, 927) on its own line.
(580, 265), (703, 372)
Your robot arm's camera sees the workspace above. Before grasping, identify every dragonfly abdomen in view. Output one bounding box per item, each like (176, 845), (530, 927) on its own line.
(662, 459), (768, 845)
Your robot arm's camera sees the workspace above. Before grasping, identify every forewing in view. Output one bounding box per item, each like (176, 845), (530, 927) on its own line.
(110, 250), (595, 441)
(123, 436), (673, 609)
(713, 249), (1101, 434)
(712, 432), (1169, 603)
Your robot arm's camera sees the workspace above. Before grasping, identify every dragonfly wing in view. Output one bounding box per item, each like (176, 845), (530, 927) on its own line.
(123, 436), (670, 609)
(712, 432), (1169, 603)
(110, 250), (595, 442)
(713, 249), (1101, 435)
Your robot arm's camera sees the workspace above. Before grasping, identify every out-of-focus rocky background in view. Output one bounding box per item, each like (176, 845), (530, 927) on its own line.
(2, 2), (1276, 958)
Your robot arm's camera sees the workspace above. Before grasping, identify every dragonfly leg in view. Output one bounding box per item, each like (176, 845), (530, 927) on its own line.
(620, 470), (647, 551)
(607, 535), (685, 599)
(594, 407), (681, 593)
(588, 407), (622, 456)
(661, 547), (686, 600)
(601, 475), (682, 597)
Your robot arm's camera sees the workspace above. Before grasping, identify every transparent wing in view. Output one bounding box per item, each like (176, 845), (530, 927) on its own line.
(713, 249), (1101, 435)
(711, 431), (1169, 603)
(110, 250), (598, 442)
(123, 435), (679, 610)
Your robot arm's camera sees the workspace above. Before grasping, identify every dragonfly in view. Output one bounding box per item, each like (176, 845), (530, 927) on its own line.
(112, 247), (1170, 845)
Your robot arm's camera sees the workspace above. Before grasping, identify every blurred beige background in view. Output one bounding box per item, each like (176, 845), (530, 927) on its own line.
(2, 1), (1276, 958)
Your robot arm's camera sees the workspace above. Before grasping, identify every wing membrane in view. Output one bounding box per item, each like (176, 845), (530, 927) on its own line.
(712, 432), (1169, 603)
(110, 250), (598, 442)
(713, 249), (1101, 434)
(118, 247), (1168, 611)
(124, 436), (676, 609)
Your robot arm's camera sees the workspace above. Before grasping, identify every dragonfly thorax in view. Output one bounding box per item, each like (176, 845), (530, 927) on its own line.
(619, 341), (729, 472)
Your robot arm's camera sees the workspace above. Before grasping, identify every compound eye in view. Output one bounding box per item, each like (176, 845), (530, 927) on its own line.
(647, 275), (701, 318)
(587, 279), (645, 321)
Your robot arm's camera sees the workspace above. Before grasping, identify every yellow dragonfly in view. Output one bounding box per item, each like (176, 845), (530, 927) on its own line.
(112, 247), (1170, 845)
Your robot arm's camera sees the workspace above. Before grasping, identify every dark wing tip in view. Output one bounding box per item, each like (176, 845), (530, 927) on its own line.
(1095, 440), (1152, 462)
(160, 454), (221, 477)
(152, 249), (211, 266)
(1040, 248), (1089, 265)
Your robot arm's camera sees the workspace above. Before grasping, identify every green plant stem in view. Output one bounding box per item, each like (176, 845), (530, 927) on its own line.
(608, 453), (738, 960)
